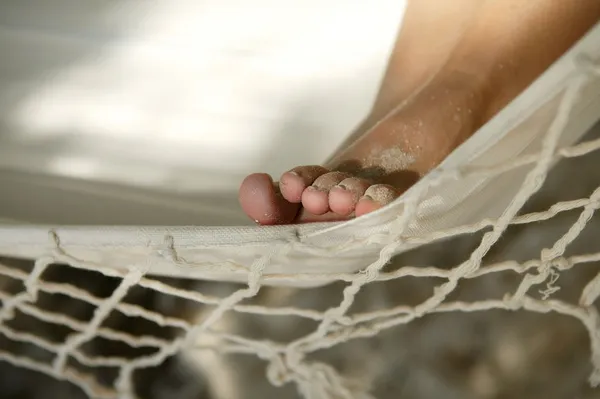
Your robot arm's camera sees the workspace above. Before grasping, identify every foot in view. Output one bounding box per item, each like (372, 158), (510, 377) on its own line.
(239, 168), (402, 225)
(239, 74), (485, 225)
(240, 0), (600, 226)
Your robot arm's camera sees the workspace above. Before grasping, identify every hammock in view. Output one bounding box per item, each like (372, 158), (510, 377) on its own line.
(0, 9), (599, 399)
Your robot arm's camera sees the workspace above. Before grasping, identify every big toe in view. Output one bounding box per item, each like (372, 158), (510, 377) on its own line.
(239, 173), (300, 225)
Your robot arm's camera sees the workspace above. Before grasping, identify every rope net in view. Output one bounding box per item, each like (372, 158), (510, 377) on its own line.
(1, 25), (600, 399)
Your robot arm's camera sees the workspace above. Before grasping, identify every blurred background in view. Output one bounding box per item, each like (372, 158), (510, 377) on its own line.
(0, 0), (405, 226)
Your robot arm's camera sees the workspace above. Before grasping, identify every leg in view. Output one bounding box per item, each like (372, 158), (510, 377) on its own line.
(332, 0), (484, 154)
(239, 0), (600, 225)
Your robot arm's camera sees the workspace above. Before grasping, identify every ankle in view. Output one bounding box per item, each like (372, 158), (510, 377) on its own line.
(329, 70), (491, 177)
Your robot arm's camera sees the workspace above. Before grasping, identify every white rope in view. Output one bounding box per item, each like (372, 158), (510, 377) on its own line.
(0, 23), (599, 399)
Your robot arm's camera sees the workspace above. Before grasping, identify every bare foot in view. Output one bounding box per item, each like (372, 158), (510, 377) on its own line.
(239, 168), (401, 225)
(239, 0), (600, 226)
(239, 75), (485, 225)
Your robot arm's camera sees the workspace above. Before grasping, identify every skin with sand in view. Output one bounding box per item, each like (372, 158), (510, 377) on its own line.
(238, 0), (600, 226)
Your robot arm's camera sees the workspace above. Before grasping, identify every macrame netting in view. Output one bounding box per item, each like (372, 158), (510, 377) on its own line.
(1, 22), (600, 399)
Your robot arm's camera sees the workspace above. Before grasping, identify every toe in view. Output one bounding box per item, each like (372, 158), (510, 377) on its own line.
(302, 172), (351, 215)
(355, 184), (399, 217)
(239, 173), (300, 225)
(329, 177), (371, 216)
(279, 165), (329, 203)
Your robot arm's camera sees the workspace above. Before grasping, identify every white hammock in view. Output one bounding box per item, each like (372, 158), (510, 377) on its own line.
(1, 23), (599, 288)
(0, 8), (600, 398)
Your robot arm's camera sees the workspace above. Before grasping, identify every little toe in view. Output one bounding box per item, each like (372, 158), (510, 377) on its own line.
(329, 177), (371, 216)
(355, 184), (400, 217)
(302, 171), (351, 215)
(239, 173), (300, 225)
(279, 165), (329, 203)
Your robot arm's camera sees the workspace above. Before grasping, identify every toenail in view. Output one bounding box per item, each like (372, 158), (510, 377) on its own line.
(333, 184), (347, 190)
(281, 171), (297, 184)
(361, 195), (374, 202)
